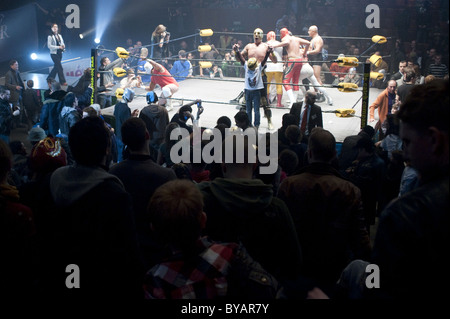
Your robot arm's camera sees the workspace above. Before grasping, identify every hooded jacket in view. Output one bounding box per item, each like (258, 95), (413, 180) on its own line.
(197, 178), (302, 282)
(59, 106), (81, 137)
(139, 104), (169, 148)
(170, 60), (191, 81)
(41, 164), (143, 299)
(40, 90), (67, 136)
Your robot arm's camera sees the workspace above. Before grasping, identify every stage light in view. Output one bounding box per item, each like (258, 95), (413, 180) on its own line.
(79, 34), (84, 39)
(94, 38), (100, 44)
(94, 0), (120, 47)
(30, 53), (38, 60)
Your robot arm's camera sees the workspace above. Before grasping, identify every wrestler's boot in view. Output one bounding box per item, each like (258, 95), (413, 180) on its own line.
(316, 91), (326, 103)
(264, 107), (273, 130)
(277, 94), (283, 107)
(318, 88), (333, 105)
(286, 90), (295, 108)
(165, 98), (173, 112)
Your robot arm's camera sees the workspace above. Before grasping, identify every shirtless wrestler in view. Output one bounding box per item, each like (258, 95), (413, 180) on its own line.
(235, 28), (277, 129)
(272, 27), (310, 108)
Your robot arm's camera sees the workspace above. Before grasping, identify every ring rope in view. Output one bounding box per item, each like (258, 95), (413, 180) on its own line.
(130, 95), (362, 118)
(209, 31), (392, 41)
(129, 72), (363, 91)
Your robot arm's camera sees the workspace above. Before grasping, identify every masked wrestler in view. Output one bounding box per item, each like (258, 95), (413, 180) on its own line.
(232, 28), (277, 130)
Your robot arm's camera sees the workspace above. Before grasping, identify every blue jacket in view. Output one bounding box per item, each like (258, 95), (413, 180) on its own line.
(170, 60), (191, 81)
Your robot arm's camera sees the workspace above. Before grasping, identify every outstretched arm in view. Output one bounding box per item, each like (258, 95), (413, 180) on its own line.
(233, 44), (245, 65)
(272, 37), (290, 48)
(261, 46), (273, 67)
(146, 59), (164, 72)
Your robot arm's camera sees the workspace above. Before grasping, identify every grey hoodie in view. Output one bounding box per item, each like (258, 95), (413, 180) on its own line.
(50, 164), (124, 206)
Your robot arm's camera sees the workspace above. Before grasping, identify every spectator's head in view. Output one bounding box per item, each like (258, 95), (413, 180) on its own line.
(307, 128), (337, 163)
(153, 24), (166, 37)
(121, 117), (149, 152)
(63, 92), (77, 107)
(0, 86), (10, 101)
(122, 88), (135, 103)
(82, 106), (98, 118)
(69, 116), (111, 166)
(51, 81), (62, 92)
(148, 179), (205, 249)
(359, 125), (375, 139)
(387, 80), (397, 94)
(305, 90), (317, 105)
(399, 61), (407, 74)
(46, 77), (54, 87)
(178, 50), (187, 59)
(27, 80), (34, 89)
(100, 57), (110, 66)
(247, 57), (258, 71)
(29, 137), (67, 177)
(146, 91), (159, 104)
(279, 149), (298, 176)
(281, 113), (297, 128)
(285, 125), (302, 144)
(434, 54), (442, 65)
(140, 47), (148, 59)
(179, 40), (188, 50)
(221, 134), (257, 179)
(179, 105), (193, 123)
(27, 127), (47, 146)
(403, 67), (416, 83)
(234, 111), (252, 130)
(424, 74), (436, 84)
(90, 104), (101, 116)
(0, 139), (12, 183)
(217, 116), (232, 128)
(428, 48), (436, 57)
(397, 79), (449, 178)
(9, 60), (18, 71)
(355, 136), (375, 158)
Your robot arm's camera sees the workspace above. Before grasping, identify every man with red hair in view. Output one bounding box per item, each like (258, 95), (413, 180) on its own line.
(272, 28), (310, 108)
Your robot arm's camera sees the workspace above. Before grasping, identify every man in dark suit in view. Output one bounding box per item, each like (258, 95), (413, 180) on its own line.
(4, 60), (24, 107)
(290, 90), (323, 143)
(4, 60), (25, 128)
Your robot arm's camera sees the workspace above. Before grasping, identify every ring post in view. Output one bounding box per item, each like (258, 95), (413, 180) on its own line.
(361, 62), (370, 129)
(91, 48), (98, 105)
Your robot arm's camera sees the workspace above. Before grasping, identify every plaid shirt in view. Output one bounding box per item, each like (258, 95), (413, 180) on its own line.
(143, 237), (237, 299)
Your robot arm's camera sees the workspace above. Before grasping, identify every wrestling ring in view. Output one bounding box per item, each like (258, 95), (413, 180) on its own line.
(93, 29), (391, 142)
